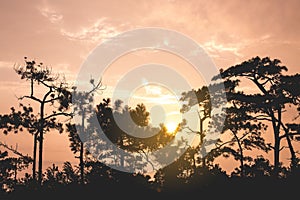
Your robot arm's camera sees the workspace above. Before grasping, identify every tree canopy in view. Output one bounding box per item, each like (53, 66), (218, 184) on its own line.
(0, 56), (300, 198)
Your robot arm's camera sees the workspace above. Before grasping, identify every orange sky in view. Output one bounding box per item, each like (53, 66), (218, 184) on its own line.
(0, 0), (300, 174)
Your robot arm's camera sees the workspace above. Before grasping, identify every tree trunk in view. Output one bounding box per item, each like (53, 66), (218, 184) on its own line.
(199, 118), (206, 167)
(38, 129), (44, 185)
(38, 102), (45, 185)
(278, 108), (297, 171)
(272, 117), (280, 177)
(230, 129), (244, 177)
(267, 108), (281, 177)
(80, 141), (84, 184)
(252, 79), (281, 176)
(199, 118), (204, 145)
(32, 132), (37, 180)
(283, 127), (297, 171)
(79, 110), (85, 184)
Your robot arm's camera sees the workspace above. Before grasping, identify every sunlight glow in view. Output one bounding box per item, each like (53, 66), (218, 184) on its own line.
(165, 122), (178, 133)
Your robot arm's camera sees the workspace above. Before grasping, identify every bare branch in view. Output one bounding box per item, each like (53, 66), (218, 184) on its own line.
(44, 97), (60, 103)
(0, 141), (32, 160)
(254, 117), (272, 121)
(279, 146), (288, 151)
(44, 112), (73, 121)
(279, 132), (300, 140)
(17, 95), (42, 104)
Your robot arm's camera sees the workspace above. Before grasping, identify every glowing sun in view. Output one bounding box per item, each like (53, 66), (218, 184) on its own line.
(166, 122), (178, 133)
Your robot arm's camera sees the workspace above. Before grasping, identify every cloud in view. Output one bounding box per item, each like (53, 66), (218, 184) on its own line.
(144, 85), (162, 95)
(60, 18), (121, 43)
(131, 94), (180, 105)
(38, 6), (63, 24)
(166, 111), (181, 116)
(203, 40), (243, 58)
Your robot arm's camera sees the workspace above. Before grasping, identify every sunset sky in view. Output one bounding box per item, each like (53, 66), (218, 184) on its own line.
(0, 0), (300, 173)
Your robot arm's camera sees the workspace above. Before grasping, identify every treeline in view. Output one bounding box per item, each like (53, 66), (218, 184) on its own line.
(0, 56), (300, 199)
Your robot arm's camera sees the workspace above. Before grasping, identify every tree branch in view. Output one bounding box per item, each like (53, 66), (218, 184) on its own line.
(279, 132), (300, 140)
(44, 97), (60, 103)
(0, 141), (32, 160)
(17, 95), (42, 104)
(44, 112), (73, 121)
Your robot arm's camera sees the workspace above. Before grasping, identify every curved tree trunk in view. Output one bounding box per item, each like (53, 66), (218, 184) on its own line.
(281, 123), (297, 171)
(232, 130), (244, 177)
